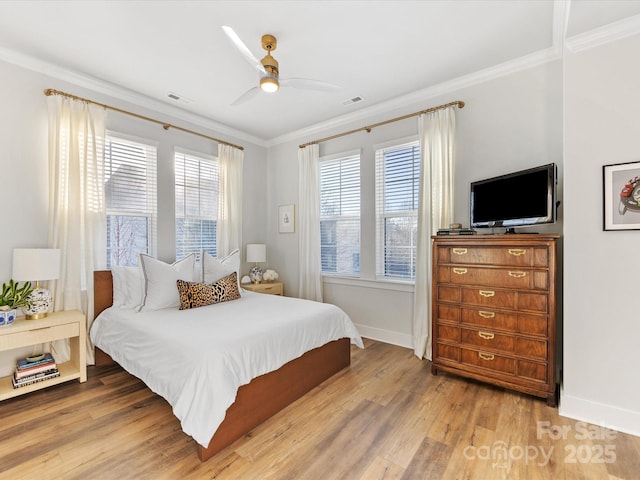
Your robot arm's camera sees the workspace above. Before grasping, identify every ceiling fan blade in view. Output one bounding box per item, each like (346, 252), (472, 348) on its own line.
(222, 25), (266, 75)
(231, 86), (261, 106)
(280, 77), (341, 92)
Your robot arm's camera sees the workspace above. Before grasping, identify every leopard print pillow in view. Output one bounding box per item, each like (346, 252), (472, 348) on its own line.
(177, 272), (241, 310)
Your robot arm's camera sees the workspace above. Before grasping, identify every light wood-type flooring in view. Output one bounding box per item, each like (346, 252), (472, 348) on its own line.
(1, 339), (639, 479)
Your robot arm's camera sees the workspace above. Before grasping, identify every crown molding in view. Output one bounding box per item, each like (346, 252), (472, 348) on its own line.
(566, 14), (640, 53)
(267, 47), (561, 148)
(0, 46), (267, 148)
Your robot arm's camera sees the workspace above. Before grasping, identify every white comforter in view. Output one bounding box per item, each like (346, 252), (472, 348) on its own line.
(90, 291), (363, 447)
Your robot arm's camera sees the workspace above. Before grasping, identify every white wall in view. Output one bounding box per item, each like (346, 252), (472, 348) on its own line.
(562, 33), (640, 436)
(0, 59), (268, 376)
(266, 61), (563, 347)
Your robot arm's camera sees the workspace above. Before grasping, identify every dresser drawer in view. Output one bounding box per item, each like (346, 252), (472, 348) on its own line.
(438, 246), (549, 267)
(461, 327), (514, 353)
(460, 348), (516, 375)
(461, 307), (517, 331)
(461, 308), (548, 336)
(438, 266), (548, 290)
(461, 288), (548, 313)
(461, 287), (516, 309)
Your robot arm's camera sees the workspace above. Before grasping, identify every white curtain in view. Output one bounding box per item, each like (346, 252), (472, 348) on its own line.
(297, 144), (323, 301)
(413, 107), (456, 360)
(47, 95), (107, 365)
(217, 144), (244, 255)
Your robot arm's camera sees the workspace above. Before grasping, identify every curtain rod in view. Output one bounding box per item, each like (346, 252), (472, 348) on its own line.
(43, 89), (244, 151)
(299, 100), (465, 149)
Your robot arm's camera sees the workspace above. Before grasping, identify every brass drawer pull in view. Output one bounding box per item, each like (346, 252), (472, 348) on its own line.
(508, 271), (527, 278)
(508, 249), (526, 256)
(479, 290), (495, 297)
(479, 352), (495, 361)
(453, 268), (467, 275)
(478, 331), (495, 340)
(452, 248), (467, 255)
(478, 310), (495, 319)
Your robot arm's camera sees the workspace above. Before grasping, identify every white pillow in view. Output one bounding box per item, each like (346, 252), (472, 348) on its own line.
(111, 265), (144, 309)
(138, 254), (196, 311)
(202, 249), (240, 287)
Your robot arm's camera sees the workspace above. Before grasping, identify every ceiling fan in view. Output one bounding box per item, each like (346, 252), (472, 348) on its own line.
(222, 26), (340, 106)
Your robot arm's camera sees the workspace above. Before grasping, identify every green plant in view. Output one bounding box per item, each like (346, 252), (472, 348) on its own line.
(0, 279), (33, 310)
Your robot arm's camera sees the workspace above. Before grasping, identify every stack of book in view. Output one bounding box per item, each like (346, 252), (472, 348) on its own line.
(437, 227), (477, 235)
(12, 352), (59, 389)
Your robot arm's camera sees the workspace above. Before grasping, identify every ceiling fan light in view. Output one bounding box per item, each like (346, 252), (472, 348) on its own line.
(260, 76), (279, 93)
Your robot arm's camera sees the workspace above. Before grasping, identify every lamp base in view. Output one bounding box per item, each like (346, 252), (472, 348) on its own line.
(23, 288), (52, 320)
(249, 265), (263, 284)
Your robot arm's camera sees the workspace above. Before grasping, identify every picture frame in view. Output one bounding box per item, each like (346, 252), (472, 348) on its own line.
(278, 204), (295, 233)
(603, 161), (640, 231)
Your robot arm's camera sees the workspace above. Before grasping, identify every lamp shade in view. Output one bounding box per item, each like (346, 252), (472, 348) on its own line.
(12, 248), (61, 281)
(246, 244), (266, 263)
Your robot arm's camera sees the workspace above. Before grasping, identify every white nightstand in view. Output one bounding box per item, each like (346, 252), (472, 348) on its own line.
(0, 310), (87, 401)
(242, 281), (284, 296)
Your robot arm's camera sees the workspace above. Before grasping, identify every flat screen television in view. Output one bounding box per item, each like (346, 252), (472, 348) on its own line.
(470, 163), (557, 232)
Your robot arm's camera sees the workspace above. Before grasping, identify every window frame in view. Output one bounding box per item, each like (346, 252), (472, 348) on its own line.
(104, 131), (158, 268)
(174, 147), (219, 261)
(375, 137), (421, 283)
(319, 149), (362, 277)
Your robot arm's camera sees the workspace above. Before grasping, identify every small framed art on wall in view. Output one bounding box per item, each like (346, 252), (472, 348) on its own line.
(279, 204), (295, 233)
(603, 160), (640, 231)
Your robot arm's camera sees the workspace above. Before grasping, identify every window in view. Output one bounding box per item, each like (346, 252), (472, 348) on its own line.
(175, 150), (219, 260)
(319, 153), (360, 275)
(375, 140), (421, 280)
(105, 134), (157, 267)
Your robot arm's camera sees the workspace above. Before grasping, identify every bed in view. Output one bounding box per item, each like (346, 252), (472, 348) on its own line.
(91, 269), (363, 462)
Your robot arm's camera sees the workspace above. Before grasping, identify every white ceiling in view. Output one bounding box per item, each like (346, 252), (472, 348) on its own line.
(1, 1), (640, 144)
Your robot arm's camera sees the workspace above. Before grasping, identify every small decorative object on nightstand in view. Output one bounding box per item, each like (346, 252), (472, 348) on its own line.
(243, 281), (283, 296)
(262, 269), (279, 282)
(247, 244), (266, 283)
(12, 248), (60, 319)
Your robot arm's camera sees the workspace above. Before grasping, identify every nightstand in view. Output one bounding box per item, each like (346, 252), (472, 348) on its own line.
(242, 281), (284, 296)
(0, 310), (87, 401)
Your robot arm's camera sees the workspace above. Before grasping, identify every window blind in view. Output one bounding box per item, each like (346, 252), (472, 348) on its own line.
(375, 141), (420, 280)
(105, 135), (157, 267)
(175, 150), (219, 260)
(319, 153), (360, 275)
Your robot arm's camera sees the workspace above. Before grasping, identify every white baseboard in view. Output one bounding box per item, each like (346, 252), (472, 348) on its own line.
(354, 324), (413, 350)
(559, 388), (640, 438)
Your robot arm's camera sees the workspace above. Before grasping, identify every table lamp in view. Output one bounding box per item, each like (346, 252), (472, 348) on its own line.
(246, 244), (266, 283)
(12, 248), (61, 319)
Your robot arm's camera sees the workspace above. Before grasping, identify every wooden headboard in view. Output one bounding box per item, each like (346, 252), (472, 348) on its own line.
(94, 270), (114, 318)
(93, 270), (115, 366)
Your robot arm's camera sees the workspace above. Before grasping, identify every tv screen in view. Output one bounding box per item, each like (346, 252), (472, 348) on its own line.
(470, 163), (557, 230)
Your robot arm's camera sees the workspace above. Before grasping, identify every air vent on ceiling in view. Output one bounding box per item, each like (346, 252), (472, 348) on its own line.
(342, 95), (364, 106)
(167, 91), (193, 105)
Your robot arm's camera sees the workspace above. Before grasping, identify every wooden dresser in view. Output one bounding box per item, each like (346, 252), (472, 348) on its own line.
(431, 234), (559, 406)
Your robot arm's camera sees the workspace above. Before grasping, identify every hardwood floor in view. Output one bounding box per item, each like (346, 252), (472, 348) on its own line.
(1, 339), (639, 479)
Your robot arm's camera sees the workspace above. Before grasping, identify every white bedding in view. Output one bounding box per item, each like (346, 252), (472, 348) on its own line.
(90, 291), (363, 447)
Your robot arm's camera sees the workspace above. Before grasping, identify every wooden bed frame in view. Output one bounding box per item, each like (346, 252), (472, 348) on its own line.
(93, 270), (351, 462)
